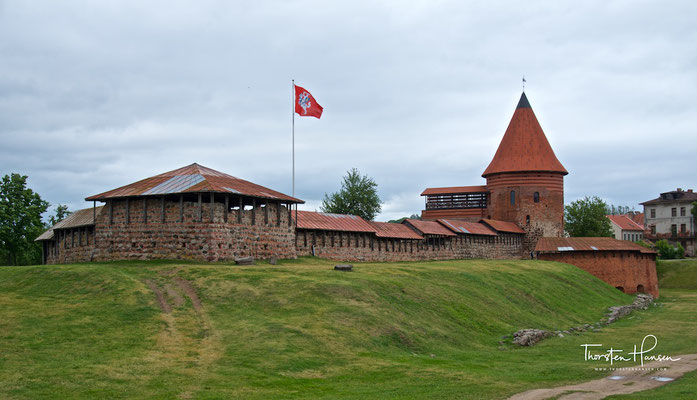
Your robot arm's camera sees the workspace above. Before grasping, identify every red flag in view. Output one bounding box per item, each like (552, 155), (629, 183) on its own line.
(294, 85), (323, 119)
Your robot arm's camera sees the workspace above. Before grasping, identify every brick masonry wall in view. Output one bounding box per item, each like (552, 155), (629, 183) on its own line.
(295, 230), (524, 262)
(487, 172), (565, 238)
(538, 251), (659, 298)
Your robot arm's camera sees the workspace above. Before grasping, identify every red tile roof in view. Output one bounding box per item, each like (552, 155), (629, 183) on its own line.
(607, 215), (644, 231)
(293, 211), (376, 233)
(86, 163), (303, 204)
(421, 185), (488, 196)
(480, 219), (526, 234)
(369, 221), (424, 240)
(437, 219), (497, 236)
(482, 93), (567, 177)
(36, 206), (104, 241)
(403, 219), (456, 236)
(629, 213), (644, 227)
(535, 237), (655, 254)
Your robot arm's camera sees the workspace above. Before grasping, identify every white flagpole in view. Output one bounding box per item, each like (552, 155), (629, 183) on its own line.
(292, 79), (295, 198)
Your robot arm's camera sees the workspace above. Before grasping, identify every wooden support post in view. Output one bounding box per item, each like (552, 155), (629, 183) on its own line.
(312, 231), (315, 245)
(339, 233), (343, 247)
(179, 195), (184, 223)
(78, 228), (82, 246)
(71, 229), (75, 247)
(264, 200), (268, 225)
(93, 201), (96, 225)
(238, 197), (243, 224)
(287, 203), (292, 226)
(161, 196), (165, 223)
(125, 198), (130, 224)
(224, 195), (229, 223)
(143, 198), (148, 224)
(198, 193), (203, 222)
(109, 201), (113, 225)
(322, 231), (326, 246)
(210, 192), (215, 223)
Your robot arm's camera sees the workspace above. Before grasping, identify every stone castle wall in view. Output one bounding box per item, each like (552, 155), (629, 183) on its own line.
(45, 198), (296, 264)
(294, 230), (524, 262)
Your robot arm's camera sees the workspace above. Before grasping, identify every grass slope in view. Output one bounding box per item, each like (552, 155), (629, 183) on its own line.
(0, 258), (695, 399)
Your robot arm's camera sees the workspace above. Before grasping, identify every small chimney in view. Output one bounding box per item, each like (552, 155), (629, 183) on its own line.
(689, 189), (694, 193)
(677, 188), (683, 192)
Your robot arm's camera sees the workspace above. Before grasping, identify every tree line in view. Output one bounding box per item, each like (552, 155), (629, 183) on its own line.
(0, 173), (70, 266)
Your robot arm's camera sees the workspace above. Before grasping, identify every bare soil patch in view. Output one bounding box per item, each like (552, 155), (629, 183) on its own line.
(175, 277), (202, 311)
(145, 279), (171, 313)
(508, 353), (697, 399)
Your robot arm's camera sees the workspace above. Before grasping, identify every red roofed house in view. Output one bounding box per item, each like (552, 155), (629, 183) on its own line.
(421, 92), (567, 251)
(607, 214), (644, 242)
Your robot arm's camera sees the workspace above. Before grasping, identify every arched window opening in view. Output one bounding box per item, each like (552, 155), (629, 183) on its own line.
(510, 190), (516, 205)
(533, 192), (540, 203)
(526, 215), (530, 225)
(637, 284), (645, 293)
(615, 286), (625, 293)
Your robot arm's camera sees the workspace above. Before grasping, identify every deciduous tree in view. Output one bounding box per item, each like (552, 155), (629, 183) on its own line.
(564, 196), (613, 237)
(0, 174), (49, 265)
(320, 168), (382, 221)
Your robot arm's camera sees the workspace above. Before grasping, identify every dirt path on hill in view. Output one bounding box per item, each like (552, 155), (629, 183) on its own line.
(508, 353), (697, 399)
(144, 273), (222, 399)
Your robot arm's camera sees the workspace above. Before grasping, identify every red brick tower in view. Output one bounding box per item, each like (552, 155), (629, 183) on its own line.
(482, 93), (567, 239)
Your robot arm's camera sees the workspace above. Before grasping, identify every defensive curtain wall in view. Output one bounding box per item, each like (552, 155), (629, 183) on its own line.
(535, 237), (659, 298)
(293, 211), (525, 262)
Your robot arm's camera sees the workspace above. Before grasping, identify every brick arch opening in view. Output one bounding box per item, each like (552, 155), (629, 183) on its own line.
(615, 286), (625, 293)
(637, 284), (645, 293)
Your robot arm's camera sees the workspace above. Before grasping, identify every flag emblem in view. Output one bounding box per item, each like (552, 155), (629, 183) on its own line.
(294, 84), (323, 119)
(298, 91), (312, 114)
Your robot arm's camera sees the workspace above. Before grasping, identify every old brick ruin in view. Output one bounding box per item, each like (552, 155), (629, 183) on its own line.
(35, 92), (660, 299)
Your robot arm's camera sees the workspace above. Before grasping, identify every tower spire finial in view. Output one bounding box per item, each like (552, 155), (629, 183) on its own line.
(522, 76), (526, 92)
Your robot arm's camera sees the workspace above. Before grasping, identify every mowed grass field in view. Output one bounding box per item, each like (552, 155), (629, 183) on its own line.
(0, 257), (696, 399)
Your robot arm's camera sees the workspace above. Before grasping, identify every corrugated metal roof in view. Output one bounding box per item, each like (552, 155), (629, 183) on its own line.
(369, 221), (424, 240)
(35, 206), (104, 241)
(535, 237), (656, 254)
(402, 219), (456, 236)
(86, 163), (303, 204)
(293, 211), (377, 233)
(420, 185), (488, 196)
(437, 219), (497, 236)
(607, 215), (644, 231)
(482, 93), (567, 177)
(480, 219), (526, 234)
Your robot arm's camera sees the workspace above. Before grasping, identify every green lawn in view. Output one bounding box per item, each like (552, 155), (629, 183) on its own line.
(0, 257), (695, 399)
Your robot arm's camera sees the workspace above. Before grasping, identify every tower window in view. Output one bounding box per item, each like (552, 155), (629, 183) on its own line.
(526, 215), (530, 225)
(510, 190), (515, 205)
(533, 192), (539, 203)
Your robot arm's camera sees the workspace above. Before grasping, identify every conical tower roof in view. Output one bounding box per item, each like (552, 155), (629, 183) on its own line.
(482, 93), (567, 177)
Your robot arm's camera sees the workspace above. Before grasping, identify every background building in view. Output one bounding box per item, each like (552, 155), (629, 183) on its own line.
(641, 188), (696, 256)
(607, 214), (644, 242)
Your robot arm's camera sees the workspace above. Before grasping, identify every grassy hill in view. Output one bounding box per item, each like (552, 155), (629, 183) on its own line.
(0, 258), (695, 399)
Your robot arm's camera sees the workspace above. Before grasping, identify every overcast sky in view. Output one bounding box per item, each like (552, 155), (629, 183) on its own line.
(1, 0), (696, 222)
